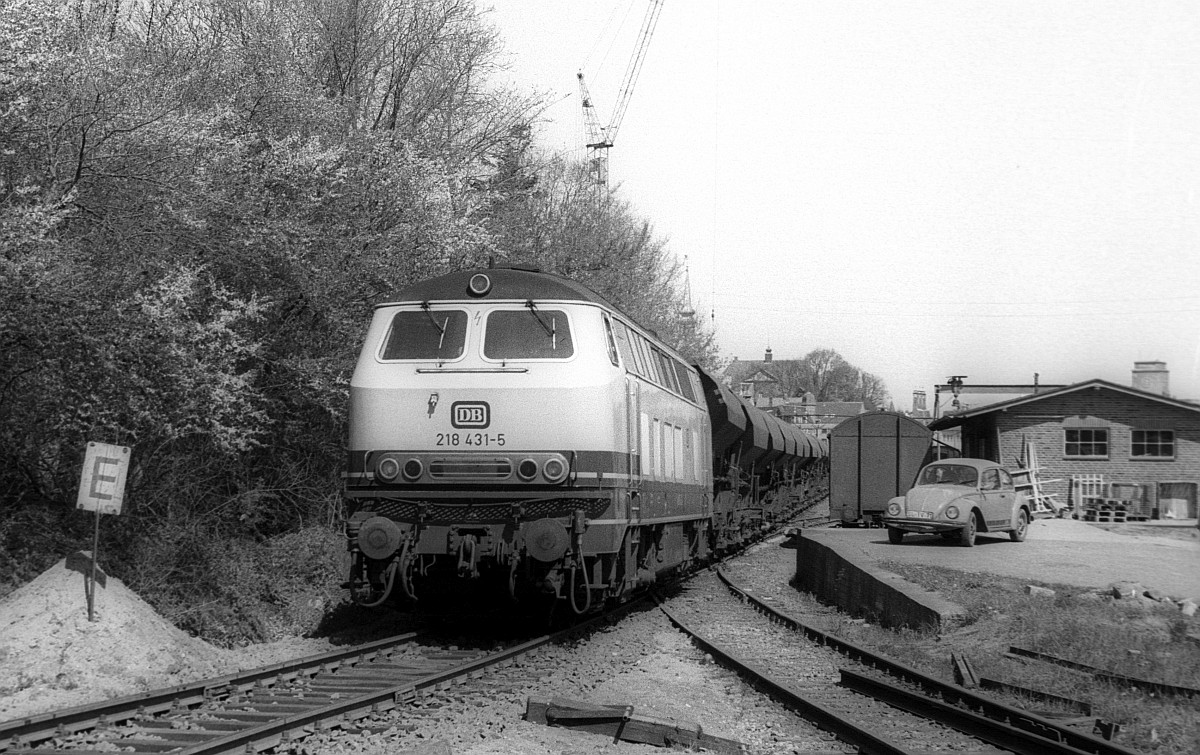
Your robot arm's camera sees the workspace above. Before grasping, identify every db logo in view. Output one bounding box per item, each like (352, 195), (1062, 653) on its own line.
(451, 401), (490, 428)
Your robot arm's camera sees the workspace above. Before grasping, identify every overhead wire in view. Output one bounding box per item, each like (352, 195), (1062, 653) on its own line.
(715, 302), (1200, 319)
(582, 0), (638, 89)
(713, 292), (1200, 307)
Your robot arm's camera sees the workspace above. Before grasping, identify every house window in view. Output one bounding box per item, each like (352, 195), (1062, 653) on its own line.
(1131, 429), (1174, 459)
(1065, 428), (1108, 458)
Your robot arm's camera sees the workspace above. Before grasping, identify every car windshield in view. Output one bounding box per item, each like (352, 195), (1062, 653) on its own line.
(918, 464), (979, 487)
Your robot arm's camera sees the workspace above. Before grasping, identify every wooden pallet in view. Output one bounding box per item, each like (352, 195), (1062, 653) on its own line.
(1084, 509), (1127, 523)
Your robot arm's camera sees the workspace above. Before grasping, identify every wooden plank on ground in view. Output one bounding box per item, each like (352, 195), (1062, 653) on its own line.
(525, 696), (745, 753)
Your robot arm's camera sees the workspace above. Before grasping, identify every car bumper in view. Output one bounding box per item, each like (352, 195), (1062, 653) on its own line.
(882, 517), (961, 534)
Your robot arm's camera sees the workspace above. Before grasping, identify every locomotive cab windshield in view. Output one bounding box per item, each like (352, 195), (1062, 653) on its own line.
(380, 308), (468, 361)
(484, 306), (574, 359)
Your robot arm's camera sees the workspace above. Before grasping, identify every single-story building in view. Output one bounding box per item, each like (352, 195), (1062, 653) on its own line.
(929, 368), (1200, 520)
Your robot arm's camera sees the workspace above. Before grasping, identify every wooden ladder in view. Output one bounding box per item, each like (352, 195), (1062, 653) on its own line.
(1011, 437), (1061, 517)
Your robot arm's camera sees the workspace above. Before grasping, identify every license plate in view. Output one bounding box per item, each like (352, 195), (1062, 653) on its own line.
(907, 511), (934, 519)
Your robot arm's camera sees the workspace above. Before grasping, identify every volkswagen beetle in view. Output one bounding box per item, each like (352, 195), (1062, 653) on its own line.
(882, 459), (1031, 546)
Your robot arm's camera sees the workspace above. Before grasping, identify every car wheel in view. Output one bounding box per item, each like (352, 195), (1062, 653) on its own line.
(958, 512), (977, 547)
(1009, 510), (1029, 542)
(887, 527), (904, 544)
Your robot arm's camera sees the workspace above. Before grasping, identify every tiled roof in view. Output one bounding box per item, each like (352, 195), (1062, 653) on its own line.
(929, 378), (1200, 431)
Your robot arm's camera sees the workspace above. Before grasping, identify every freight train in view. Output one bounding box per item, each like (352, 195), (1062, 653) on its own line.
(343, 265), (827, 613)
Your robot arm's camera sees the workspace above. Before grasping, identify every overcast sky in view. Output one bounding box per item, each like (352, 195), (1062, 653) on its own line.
(484, 1), (1199, 408)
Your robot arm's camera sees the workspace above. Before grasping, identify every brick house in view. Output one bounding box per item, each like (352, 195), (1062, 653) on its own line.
(724, 349), (782, 404)
(928, 375), (1200, 520)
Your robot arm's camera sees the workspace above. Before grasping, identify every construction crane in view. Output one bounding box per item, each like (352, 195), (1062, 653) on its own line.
(577, 0), (665, 189)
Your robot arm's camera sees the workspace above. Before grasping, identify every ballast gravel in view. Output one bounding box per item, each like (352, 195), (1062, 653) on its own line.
(3, 531), (873, 754)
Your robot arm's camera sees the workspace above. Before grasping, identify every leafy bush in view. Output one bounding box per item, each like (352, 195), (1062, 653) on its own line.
(126, 525), (348, 646)
(0, 0), (718, 642)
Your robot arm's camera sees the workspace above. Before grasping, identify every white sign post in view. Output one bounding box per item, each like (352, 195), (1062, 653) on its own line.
(76, 442), (131, 621)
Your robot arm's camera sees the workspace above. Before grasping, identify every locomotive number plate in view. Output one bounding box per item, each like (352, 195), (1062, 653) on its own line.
(436, 432), (506, 447)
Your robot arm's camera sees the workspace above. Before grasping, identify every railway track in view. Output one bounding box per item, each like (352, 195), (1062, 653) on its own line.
(652, 565), (1143, 755)
(1, 506), (841, 755)
(0, 611), (625, 755)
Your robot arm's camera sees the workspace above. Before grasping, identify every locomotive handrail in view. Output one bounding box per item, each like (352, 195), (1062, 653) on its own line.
(415, 367), (528, 373)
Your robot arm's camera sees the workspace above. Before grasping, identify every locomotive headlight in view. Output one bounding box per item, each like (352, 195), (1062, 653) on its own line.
(377, 457), (400, 482)
(467, 273), (492, 297)
(886, 501), (901, 516)
(402, 458), (424, 481)
(517, 459), (539, 481)
(542, 457), (567, 483)
(945, 505), (959, 520)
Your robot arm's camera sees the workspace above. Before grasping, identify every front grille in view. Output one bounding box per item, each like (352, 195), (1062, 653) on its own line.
(428, 457), (512, 480)
(362, 497), (612, 524)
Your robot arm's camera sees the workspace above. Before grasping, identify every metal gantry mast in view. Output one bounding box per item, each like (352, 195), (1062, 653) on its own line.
(577, 0), (665, 189)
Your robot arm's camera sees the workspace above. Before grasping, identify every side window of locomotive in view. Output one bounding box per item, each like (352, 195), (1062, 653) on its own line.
(484, 308), (574, 359)
(653, 349), (681, 393)
(602, 314), (620, 367)
(613, 321), (644, 376)
(672, 360), (696, 402)
(380, 310), (468, 360)
(647, 342), (667, 385)
(628, 333), (657, 379)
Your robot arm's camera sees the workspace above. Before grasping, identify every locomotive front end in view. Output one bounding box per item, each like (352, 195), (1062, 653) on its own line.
(343, 269), (631, 610)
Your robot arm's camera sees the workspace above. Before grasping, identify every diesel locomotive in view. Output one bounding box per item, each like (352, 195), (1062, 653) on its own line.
(343, 265), (826, 613)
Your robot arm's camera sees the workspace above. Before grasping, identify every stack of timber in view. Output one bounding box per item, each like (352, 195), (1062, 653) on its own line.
(1072, 478), (1151, 523)
(1082, 502), (1128, 523)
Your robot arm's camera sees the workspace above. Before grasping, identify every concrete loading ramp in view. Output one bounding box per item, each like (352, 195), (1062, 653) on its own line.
(793, 519), (1199, 630)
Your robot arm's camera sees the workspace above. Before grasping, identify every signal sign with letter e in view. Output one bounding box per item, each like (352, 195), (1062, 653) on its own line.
(451, 401), (490, 428)
(77, 442), (131, 515)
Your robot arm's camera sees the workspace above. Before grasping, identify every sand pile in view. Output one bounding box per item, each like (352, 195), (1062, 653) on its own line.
(0, 552), (238, 722)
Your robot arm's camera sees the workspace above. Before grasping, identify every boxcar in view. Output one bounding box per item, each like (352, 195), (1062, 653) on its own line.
(829, 411), (933, 525)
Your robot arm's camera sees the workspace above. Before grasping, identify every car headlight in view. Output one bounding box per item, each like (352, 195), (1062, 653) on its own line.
(944, 505), (959, 520)
(887, 502), (901, 516)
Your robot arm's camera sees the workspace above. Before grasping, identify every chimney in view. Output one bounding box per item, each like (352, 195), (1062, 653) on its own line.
(912, 390), (927, 412)
(764, 347), (773, 362)
(1132, 361), (1169, 396)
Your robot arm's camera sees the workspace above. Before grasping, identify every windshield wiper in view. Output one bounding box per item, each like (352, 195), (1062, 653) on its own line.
(524, 300), (557, 350)
(421, 302), (449, 352)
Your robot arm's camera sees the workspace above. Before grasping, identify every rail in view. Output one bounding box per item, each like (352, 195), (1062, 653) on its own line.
(1, 603), (641, 755)
(714, 567), (1142, 755)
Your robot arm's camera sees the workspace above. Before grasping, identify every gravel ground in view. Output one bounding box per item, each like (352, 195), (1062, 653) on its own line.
(1, 536), (865, 754)
(10, 514), (1195, 754)
(288, 539), (859, 754)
